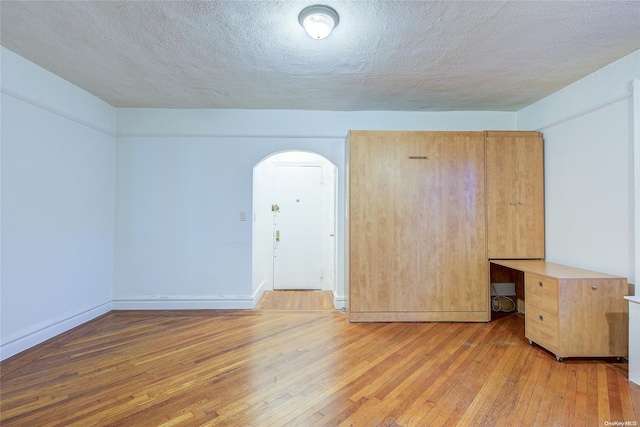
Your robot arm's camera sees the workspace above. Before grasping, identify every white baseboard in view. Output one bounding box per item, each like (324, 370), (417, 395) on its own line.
(0, 299), (112, 361)
(1, 287), (332, 361)
(112, 295), (256, 310)
(252, 281), (266, 309)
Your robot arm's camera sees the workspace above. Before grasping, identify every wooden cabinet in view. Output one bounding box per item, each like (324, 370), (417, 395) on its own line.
(346, 131), (489, 322)
(491, 260), (628, 360)
(486, 131), (544, 259)
(525, 273), (561, 352)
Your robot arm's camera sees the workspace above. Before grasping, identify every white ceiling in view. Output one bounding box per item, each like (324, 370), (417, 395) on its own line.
(1, 1), (639, 111)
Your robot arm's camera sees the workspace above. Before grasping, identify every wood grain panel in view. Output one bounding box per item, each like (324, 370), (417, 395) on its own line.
(526, 306), (560, 351)
(486, 131), (544, 259)
(526, 272), (559, 315)
(492, 259), (625, 280)
(486, 133), (517, 257)
(348, 131), (487, 319)
(560, 278), (629, 356)
(515, 132), (545, 258)
(347, 310), (490, 322)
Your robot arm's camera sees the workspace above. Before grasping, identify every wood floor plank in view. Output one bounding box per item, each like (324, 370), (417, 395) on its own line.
(547, 357), (570, 426)
(390, 323), (488, 426)
(398, 323), (505, 425)
(518, 352), (554, 426)
(492, 347), (539, 426)
(586, 364), (601, 426)
(475, 338), (535, 426)
(620, 379), (640, 424)
(533, 358), (561, 426)
(255, 290), (335, 310)
(596, 364), (612, 426)
(607, 364), (624, 422)
(559, 362), (579, 426)
(443, 317), (523, 426)
(1, 296), (638, 427)
(630, 381), (640, 423)
(572, 362), (590, 426)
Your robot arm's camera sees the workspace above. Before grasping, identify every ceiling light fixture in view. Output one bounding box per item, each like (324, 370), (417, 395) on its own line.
(298, 5), (339, 40)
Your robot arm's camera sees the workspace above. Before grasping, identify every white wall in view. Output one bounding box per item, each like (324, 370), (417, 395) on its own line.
(112, 134), (347, 309)
(1, 47), (116, 360)
(116, 109), (517, 138)
(252, 154), (273, 298)
(113, 109), (517, 309)
(518, 49), (639, 285)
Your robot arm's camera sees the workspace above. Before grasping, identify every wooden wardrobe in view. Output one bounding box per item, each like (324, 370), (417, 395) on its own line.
(345, 130), (544, 322)
(485, 131), (545, 259)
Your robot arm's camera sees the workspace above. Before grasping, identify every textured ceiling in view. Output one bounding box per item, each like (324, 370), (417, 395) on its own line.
(1, 1), (639, 111)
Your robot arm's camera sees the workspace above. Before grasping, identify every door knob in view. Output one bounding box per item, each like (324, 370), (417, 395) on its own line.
(275, 230), (280, 242)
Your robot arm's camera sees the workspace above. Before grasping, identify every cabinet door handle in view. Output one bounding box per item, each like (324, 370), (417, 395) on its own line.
(519, 201), (524, 205)
(592, 285), (598, 290)
(539, 315), (544, 321)
(539, 281), (543, 287)
(510, 201), (516, 205)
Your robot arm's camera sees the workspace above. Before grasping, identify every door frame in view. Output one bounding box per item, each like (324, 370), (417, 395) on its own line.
(252, 151), (338, 295)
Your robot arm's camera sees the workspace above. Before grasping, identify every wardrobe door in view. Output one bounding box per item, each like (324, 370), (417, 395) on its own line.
(349, 131), (428, 314)
(348, 131), (487, 321)
(514, 134), (545, 258)
(486, 134), (518, 257)
(486, 131), (544, 259)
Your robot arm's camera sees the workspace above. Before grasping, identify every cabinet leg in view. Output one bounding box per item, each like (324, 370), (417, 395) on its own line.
(528, 339), (534, 346)
(555, 355), (563, 362)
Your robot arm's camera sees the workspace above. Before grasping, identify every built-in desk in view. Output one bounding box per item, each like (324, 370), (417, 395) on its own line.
(490, 260), (629, 361)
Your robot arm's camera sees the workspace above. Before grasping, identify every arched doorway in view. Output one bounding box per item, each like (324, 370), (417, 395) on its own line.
(252, 151), (338, 299)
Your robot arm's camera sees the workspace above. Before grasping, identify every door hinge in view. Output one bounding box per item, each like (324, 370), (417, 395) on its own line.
(272, 204), (280, 212)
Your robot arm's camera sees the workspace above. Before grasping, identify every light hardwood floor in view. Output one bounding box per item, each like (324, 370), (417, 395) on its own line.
(1, 291), (638, 426)
(255, 290), (335, 310)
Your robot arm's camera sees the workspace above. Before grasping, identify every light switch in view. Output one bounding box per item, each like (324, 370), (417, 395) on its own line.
(239, 211), (247, 221)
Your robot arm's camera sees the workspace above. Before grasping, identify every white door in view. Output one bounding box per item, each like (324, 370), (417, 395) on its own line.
(273, 165), (323, 290)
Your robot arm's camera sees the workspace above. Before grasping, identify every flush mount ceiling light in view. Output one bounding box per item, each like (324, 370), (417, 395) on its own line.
(298, 5), (339, 39)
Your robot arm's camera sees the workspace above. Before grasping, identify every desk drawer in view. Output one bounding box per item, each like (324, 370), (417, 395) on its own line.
(526, 273), (558, 315)
(526, 306), (559, 350)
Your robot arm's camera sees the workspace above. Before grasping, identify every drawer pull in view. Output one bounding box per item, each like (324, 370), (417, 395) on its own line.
(539, 281), (543, 287)
(592, 285), (598, 290)
(539, 315), (544, 321)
